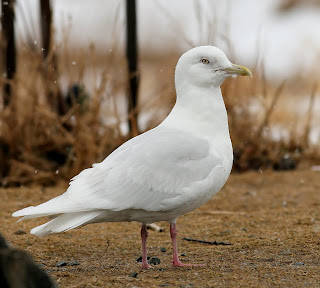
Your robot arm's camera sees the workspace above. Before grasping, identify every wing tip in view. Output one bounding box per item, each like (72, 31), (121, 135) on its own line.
(12, 206), (35, 217)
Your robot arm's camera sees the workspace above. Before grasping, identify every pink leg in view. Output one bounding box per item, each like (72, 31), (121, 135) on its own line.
(170, 222), (205, 267)
(141, 224), (152, 269)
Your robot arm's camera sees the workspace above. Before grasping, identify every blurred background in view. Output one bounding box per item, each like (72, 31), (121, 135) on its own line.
(0, 0), (319, 186)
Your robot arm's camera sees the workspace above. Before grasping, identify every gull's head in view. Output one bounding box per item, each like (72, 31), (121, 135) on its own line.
(175, 46), (252, 89)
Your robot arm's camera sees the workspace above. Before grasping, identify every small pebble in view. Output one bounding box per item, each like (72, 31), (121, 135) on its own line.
(56, 261), (67, 267)
(68, 260), (79, 266)
(160, 247), (167, 252)
(292, 262), (304, 266)
(13, 229), (26, 235)
(149, 257), (160, 265)
(130, 271), (138, 278)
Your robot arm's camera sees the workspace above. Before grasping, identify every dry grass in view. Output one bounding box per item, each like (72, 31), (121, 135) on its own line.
(222, 72), (320, 172)
(0, 44), (128, 186)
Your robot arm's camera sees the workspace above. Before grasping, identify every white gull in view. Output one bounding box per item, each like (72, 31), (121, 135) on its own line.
(13, 46), (252, 269)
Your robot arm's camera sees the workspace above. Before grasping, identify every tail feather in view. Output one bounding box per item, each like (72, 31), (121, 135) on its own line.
(17, 214), (53, 222)
(12, 194), (82, 219)
(30, 211), (102, 236)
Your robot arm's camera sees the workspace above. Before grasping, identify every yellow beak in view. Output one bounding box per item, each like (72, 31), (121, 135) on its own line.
(223, 64), (252, 77)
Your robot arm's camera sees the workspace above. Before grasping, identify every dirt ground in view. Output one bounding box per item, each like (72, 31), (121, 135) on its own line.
(1, 169), (320, 287)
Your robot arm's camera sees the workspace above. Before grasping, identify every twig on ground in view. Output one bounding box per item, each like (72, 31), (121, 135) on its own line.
(97, 240), (110, 260)
(182, 237), (232, 245)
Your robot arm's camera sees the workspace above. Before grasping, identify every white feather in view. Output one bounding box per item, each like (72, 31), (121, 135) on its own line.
(30, 211), (103, 236)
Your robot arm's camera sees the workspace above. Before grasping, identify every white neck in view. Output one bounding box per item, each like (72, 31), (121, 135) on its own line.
(162, 84), (229, 137)
(160, 82), (233, 169)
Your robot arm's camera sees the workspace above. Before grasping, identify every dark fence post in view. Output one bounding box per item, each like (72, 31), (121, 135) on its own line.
(126, 0), (139, 137)
(1, 0), (16, 106)
(39, 0), (66, 115)
(40, 0), (51, 59)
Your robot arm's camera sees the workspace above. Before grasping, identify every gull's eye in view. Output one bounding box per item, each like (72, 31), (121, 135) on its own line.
(201, 58), (209, 64)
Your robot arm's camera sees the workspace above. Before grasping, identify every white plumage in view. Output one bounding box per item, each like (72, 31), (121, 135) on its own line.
(13, 46), (252, 268)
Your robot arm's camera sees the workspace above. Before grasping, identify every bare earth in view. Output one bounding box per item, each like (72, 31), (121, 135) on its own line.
(1, 169), (320, 287)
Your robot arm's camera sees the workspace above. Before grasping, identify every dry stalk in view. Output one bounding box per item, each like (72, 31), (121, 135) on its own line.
(303, 83), (317, 148)
(256, 80), (286, 138)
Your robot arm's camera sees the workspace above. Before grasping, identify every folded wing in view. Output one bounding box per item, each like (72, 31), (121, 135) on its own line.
(13, 127), (221, 219)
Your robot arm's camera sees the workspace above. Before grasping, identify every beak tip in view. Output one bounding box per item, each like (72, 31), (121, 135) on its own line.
(227, 64), (253, 78)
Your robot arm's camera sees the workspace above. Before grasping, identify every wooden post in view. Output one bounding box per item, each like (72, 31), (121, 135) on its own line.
(40, 0), (52, 59)
(39, 0), (66, 115)
(1, 0), (16, 106)
(126, 0), (139, 137)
